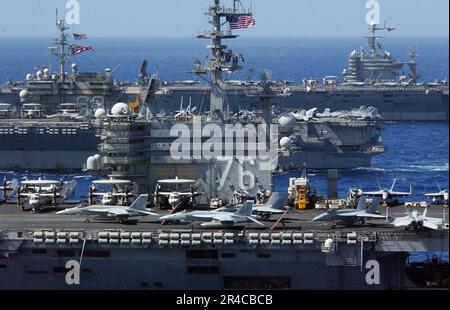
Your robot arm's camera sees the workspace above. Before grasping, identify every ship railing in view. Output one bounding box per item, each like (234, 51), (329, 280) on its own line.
(104, 131), (146, 138)
(0, 121), (92, 130)
(289, 85), (443, 93)
(197, 30), (235, 38)
(100, 156), (145, 165)
(99, 143), (146, 153)
(313, 231), (377, 243)
(204, 6), (251, 16)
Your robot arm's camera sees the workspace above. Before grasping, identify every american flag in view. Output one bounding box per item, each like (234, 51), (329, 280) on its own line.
(228, 15), (255, 30)
(73, 33), (88, 40)
(69, 44), (95, 55)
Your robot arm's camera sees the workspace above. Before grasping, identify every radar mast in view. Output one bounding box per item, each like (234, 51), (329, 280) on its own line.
(195, 0), (252, 120)
(49, 9), (71, 83)
(365, 22), (386, 57)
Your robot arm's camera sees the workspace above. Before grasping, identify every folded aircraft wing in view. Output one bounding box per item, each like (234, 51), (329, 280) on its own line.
(213, 214), (235, 222)
(392, 217), (412, 227)
(356, 212), (386, 219)
(252, 206), (286, 214)
(338, 211), (361, 217)
(105, 208), (129, 216)
(391, 191), (411, 198)
(363, 191), (383, 197)
(422, 220), (439, 230)
(135, 209), (159, 216)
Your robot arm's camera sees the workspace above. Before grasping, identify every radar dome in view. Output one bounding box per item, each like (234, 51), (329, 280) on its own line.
(278, 114), (296, 127)
(279, 137), (293, 150)
(36, 71), (43, 80)
(71, 63), (78, 72)
(94, 108), (107, 120)
(19, 89), (30, 99)
(322, 238), (335, 253)
(111, 102), (130, 116)
(43, 68), (49, 76)
(85, 156), (97, 171)
(26, 74), (33, 81)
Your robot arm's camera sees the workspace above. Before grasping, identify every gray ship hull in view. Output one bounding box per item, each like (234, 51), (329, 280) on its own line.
(0, 120), (99, 170)
(278, 151), (373, 170)
(0, 151), (94, 170)
(0, 244), (408, 290)
(1, 205), (447, 290)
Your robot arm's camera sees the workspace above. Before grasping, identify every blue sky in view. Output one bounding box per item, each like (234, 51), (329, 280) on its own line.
(0, 0), (448, 37)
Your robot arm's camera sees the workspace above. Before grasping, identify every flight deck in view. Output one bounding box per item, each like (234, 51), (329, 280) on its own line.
(0, 203), (447, 233)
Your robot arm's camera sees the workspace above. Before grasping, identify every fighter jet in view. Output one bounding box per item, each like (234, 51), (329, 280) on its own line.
(56, 194), (157, 224)
(363, 179), (413, 205)
(159, 201), (265, 228)
(425, 184), (449, 206)
(252, 192), (290, 220)
(391, 208), (443, 231)
(291, 108), (317, 122)
(174, 97), (196, 119)
(313, 197), (386, 227)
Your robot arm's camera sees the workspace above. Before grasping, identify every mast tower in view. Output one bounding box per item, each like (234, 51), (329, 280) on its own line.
(195, 0), (252, 120)
(49, 9), (71, 83)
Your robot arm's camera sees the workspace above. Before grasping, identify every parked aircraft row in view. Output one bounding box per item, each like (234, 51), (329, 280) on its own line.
(348, 179), (448, 207)
(54, 192), (446, 231)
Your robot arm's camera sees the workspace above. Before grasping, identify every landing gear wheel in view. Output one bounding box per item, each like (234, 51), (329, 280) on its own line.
(85, 219), (90, 223)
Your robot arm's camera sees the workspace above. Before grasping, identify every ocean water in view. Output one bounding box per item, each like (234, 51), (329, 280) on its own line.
(0, 37), (448, 83)
(0, 37), (449, 201)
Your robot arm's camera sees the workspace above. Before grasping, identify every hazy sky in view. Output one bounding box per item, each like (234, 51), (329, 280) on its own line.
(0, 0), (448, 37)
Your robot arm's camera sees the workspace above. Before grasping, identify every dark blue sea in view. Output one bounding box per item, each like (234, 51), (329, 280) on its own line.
(0, 37), (449, 201)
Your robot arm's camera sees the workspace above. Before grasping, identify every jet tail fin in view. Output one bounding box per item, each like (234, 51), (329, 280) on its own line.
(391, 178), (397, 191)
(130, 194), (149, 211)
(356, 197), (366, 211)
(61, 180), (77, 198)
(265, 192), (289, 210)
(236, 201), (254, 217)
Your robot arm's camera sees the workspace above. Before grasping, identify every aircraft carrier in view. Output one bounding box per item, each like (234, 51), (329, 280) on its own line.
(137, 23), (449, 121)
(0, 203), (448, 290)
(0, 0), (448, 291)
(0, 5), (385, 171)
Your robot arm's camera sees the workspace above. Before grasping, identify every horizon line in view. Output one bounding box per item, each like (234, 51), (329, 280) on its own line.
(1, 35), (449, 39)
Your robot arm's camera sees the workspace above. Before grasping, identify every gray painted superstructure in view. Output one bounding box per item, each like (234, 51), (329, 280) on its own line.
(0, 1), (385, 171)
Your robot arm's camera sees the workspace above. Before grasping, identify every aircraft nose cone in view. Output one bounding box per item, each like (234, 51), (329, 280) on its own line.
(313, 214), (324, 221)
